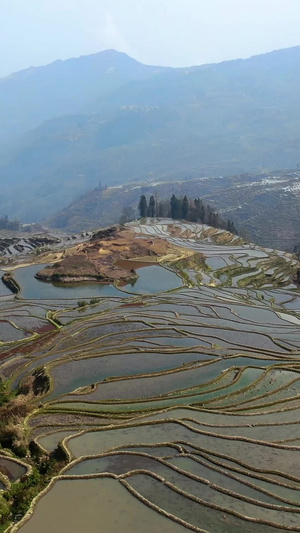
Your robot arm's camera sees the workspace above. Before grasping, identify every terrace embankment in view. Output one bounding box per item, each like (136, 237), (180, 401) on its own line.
(3, 220), (300, 532)
(1, 271), (21, 294)
(34, 226), (182, 285)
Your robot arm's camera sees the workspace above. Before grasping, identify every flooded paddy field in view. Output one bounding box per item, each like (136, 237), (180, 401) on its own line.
(1, 220), (300, 532)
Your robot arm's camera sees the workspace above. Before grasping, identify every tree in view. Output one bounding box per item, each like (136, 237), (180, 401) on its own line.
(227, 220), (237, 234)
(148, 195), (156, 217)
(138, 195), (147, 218)
(170, 194), (181, 219)
(207, 207), (213, 226)
(189, 198), (203, 222)
(157, 199), (170, 217)
(212, 212), (220, 228)
(170, 194), (177, 219)
(0, 215), (20, 231)
(119, 206), (135, 225)
(136, 191), (238, 236)
(182, 195), (189, 219)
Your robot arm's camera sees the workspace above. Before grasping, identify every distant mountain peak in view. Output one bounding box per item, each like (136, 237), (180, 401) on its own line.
(0, 48), (164, 85)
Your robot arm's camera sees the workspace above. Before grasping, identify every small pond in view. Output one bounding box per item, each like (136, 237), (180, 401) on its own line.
(0, 456), (27, 481)
(123, 265), (182, 294)
(12, 263), (182, 299)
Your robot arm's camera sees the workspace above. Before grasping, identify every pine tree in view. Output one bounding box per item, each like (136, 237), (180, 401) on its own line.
(135, 191), (238, 235)
(177, 199), (182, 219)
(227, 220), (237, 234)
(170, 194), (180, 219)
(157, 199), (169, 217)
(194, 198), (200, 221)
(138, 195), (148, 218)
(149, 195), (156, 217)
(182, 195), (189, 219)
(226, 219), (237, 233)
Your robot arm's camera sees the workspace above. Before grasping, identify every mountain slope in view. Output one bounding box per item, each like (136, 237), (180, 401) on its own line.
(1, 47), (300, 221)
(48, 169), (300, 252)
(0, 49), (166, 143)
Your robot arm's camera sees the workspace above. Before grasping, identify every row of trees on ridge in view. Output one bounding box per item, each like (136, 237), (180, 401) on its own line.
(138, 194), (237, 234)
(0, 215), (20, 231)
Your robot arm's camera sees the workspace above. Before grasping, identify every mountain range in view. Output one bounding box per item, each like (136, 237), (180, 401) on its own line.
(1, 46), (300, 222)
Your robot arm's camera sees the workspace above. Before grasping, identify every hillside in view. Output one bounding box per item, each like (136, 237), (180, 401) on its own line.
(0, 50), (166, 144)
(48, 169), (300, 252)
(1, 47), (300, 221)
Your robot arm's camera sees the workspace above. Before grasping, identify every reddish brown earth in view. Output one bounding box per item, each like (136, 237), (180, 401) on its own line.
(35, 227), (173, 285)
(0, 330), (58, 361)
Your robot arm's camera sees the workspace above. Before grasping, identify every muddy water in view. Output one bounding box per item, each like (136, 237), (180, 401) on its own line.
(0, 457), (27, 481)
(17, 478), (188, 533)
(38, 430), (78, 452)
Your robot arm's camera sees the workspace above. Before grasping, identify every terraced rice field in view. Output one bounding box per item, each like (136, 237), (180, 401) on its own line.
(2, 220), (300, 532)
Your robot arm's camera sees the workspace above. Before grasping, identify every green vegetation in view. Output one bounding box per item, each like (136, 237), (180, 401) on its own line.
(33, 246), (51, 256)
(77, 300), (88, 308)
(0, 376), (67, 530)
(89, 298), (100, 305)
(47, 311), (62, 327)
(138, 195), (147, 218)
(0, 458), (66, 530)
(0, 378), (15, 407)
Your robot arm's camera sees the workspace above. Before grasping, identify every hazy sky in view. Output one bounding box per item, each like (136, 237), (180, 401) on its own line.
(1, 0), (300, 77)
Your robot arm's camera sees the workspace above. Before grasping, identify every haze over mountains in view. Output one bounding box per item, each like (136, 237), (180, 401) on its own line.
(1, 46), (300, 222)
